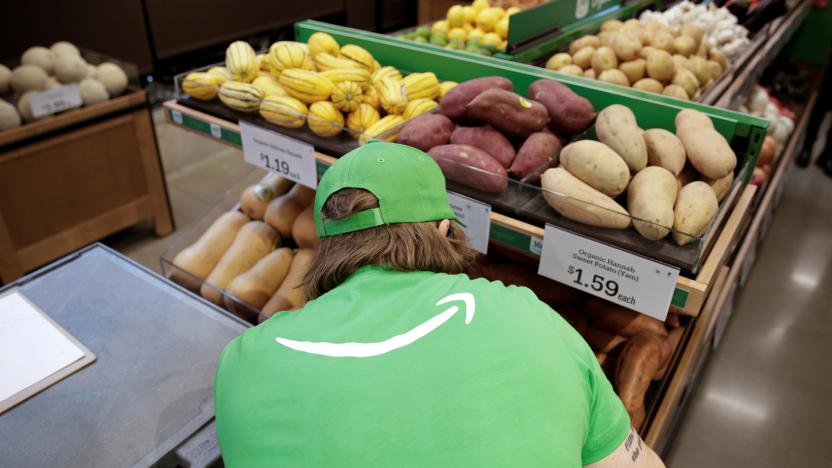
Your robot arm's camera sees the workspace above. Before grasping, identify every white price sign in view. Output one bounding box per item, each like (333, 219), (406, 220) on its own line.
(171, 109), (183, 124)
(29, 85), (82, 118)
(447, 191), (490, 254)
(210, 122), (222, 139)
(538, 225), (679, 320)
(239, 120), (317, 189)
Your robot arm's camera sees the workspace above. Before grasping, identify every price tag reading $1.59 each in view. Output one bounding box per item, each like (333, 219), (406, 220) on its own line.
(239, 120), (317, 189)
(447, 191), (490, 254)
(538, 225), (679, 320)
(29, 84), (82, 118)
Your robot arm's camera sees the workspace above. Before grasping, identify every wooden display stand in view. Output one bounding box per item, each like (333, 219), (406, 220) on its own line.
(0, 90), (173, 283)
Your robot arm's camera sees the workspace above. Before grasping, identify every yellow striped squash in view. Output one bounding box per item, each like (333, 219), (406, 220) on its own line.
(313, 52), (360, 71)
(331, 81), (363, 112)
(207, 66), (231, 85)
(340, 44), (375, 71)
(307, 101), (344, 137)
(372, 59), (381, 72)
(268, 42), (313, 76)
(256, 54), (269, 71)
(259, 95), (307, 128)
(307, 32), (340, 57)
(402, 72), (440, 100)
(225, 41), (258, 83)
(320, 68), (372, 90)
(346, 103), (380, 135)
(218, 81), (264, 112)
(371, 66), (402, 87)
(363, 86), (381, 111)
(182, 72), (221, 100)
(438, 81), (458, 100)
(376, 76), (407, 115)
(252, 75), (288, 97)
(359, 114), (404, 145)
(278, 69), (335, 104)
(402, 98), (438, 120)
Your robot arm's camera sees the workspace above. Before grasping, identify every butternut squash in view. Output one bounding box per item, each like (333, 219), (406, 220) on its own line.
(201, 221), (278, 305)
(239, 174), (294, 220)
(260, 248), (315, 320)
(264, 184), (315, 238)
(170, 211), (248, 291)
(291, 205), (319, 248)
(224, 248), (294, 318)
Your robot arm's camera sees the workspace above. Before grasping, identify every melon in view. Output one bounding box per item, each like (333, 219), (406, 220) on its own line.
(51, 41), (81, 57)
(11, 65), (48, 93)
(95, 63), (128, 96)
(0, 65), (10, 94)
(79, 78), (109, 105)
(17, 92), (36, 122)
(0, 100), (22, 130)
(54, 55), (88, 83)
(45, 77), (61, 90)
(86, 64), (96, 78)
(21, 46), (56, 74)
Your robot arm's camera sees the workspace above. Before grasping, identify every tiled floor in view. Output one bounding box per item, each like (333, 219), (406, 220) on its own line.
(113, 107), (832, 467)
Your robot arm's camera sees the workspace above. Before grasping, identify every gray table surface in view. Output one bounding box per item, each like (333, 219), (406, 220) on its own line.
(0, 244), (248, 468)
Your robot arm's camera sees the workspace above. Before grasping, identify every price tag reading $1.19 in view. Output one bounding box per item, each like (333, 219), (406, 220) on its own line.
(447, 191), (491, 254)
(538, 225), (679, 320)
(239, 120), (317, 189)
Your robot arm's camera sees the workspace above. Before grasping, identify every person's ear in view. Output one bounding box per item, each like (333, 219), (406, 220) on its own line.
(438, 219), (451, 237)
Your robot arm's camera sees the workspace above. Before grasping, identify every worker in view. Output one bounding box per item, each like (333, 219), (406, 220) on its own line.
(214, 142), (665, 467)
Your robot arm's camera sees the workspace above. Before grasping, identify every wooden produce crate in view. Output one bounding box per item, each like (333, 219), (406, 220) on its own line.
(0, 90), (173, 283)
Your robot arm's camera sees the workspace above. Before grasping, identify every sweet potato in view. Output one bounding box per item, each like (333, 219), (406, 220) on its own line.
(540, 167), (631, 229)
(654, 327), (683, 380)
(584, 327), (628, 354)
(675, 109), (736, 179)
(465, 88), (549, 136)
(528, 79), (596, 135)
(509, 132), (561, 179)
(596, 104), (647, 172)
(428, 144), (508, 193)
(672, 181), (718, 246)
(560, 140), (631, 197)
(644, 128), (686, 176)
(615, 331), (665, 414)
(397, 113), (455, 152)
(628, 166), (678, 241)
(584, 297), (667, 337)
(439, 76), (513, 120)
(450, 126), (516, 168)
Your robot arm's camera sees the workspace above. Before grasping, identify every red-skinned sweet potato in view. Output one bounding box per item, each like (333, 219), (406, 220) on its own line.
(509, 132), (562, 179)
(528, 79), (596, 135)
(427, 144), (508, 193)
(397, 113), (455, 152)
(450, 126), (516, 168)
(465, 88), (549, 136)
(439, 76), (513, 120)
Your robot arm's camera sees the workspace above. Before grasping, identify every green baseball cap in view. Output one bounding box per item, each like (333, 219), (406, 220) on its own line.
(314, 142), (462, 237)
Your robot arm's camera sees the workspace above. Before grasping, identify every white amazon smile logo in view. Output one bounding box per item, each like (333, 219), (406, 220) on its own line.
(275, 292), (476, 358)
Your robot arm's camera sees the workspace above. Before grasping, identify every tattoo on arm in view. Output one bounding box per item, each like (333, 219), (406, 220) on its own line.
(624, 427), (643, 463)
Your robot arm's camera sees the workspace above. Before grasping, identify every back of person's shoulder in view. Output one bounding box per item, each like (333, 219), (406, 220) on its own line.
(438, 271), (547, 310)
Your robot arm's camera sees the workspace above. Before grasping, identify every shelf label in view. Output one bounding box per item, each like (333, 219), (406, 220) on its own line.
(240, 120), (317, 189)
(29, 85), (82, 118)
(209, 122), (222, 139)
(529, 236), (543, 256)
(171, 109), (183, 125)
(447, 191), (490, 254)
(537, 225), (679, 320)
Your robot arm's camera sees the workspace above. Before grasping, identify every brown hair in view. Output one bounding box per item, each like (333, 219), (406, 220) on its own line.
(303, 188), (476, 298)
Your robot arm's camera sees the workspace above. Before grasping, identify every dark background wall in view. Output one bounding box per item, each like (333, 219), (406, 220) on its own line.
(3, 0), (416, 78)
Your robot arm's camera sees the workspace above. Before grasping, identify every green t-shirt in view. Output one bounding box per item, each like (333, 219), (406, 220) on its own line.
(215, 266), (630, 467)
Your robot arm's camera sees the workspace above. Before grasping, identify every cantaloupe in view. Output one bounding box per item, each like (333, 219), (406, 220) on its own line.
(21, 46), (56, 74)
(11, 65), (48, 93)
(17, 92), (36, 122)
(171, 211), (249, 290)
(0, 65), (11, 94)
(0, 100), (22, 130)
(51, 41), (80, 57)
(95, 62), (128, 96)
(79, 78), (109, 105)
(54, 55), (88, 83)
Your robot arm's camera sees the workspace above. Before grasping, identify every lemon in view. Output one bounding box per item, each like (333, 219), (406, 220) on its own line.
(499, 40), (507, 51)
(477, 7), (501, 33)
(493, 7), (506, 18)
(447, 5), (465, 28)
(468, 28), (486, 41)
(463, 5), (477, 24)
(496, 17), (509, 39)
(471, 0), (489, 13)
(432, 20), (450, 34)
(463, 23), (473, 33)
(482, 32), (503, 48)
(447, 27), (468, 42)
(506, 6), (521, 15)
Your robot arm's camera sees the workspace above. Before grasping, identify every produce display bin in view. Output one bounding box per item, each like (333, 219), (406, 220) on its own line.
(0, 244), (247, 468)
